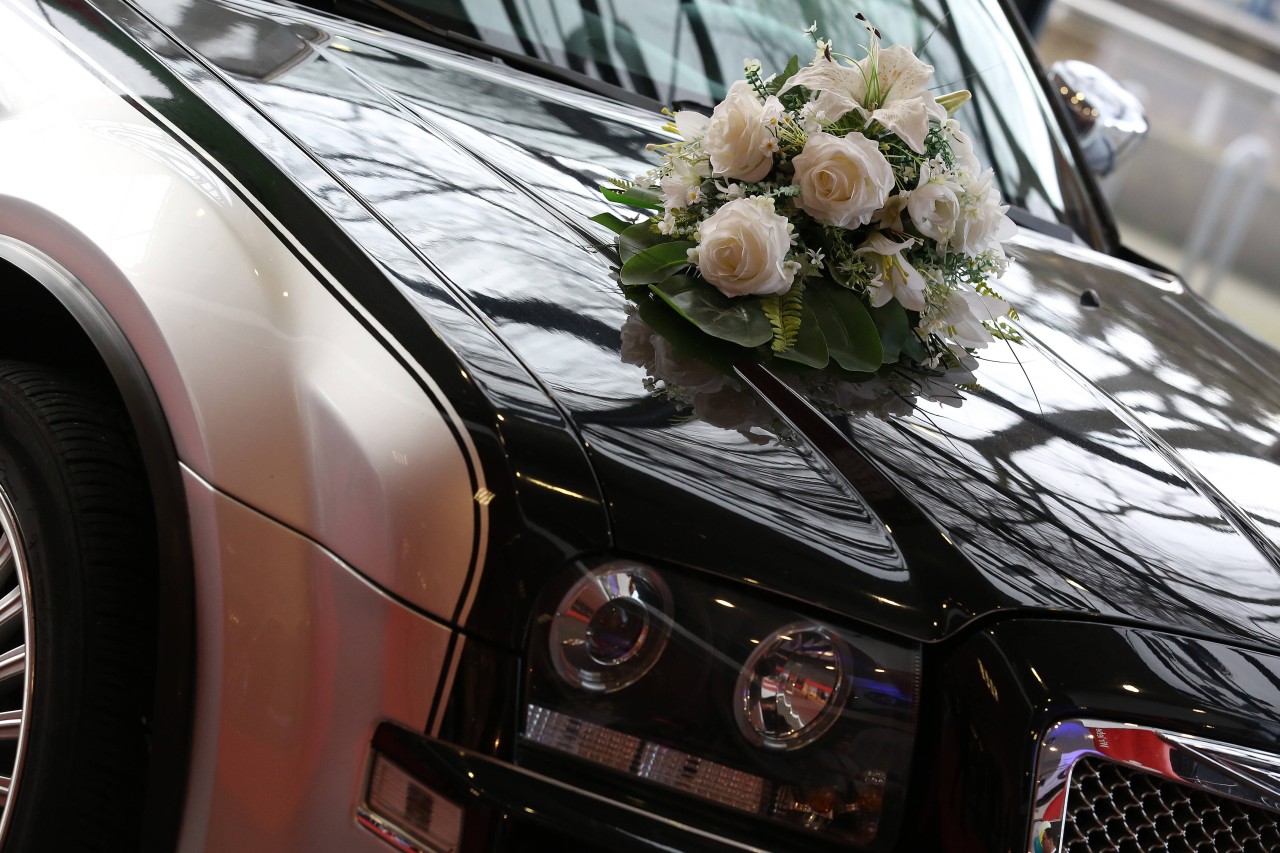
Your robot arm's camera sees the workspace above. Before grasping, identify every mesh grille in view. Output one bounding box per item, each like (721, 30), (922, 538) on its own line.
(1061, 756), (1280, 853)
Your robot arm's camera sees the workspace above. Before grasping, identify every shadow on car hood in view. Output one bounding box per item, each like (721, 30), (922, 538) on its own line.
(139, 0), (1280, 646)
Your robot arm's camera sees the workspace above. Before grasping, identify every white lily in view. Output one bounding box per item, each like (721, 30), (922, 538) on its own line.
(856, 232), (928, 312)
(780, 41), (944, 153)
(942, 289), (1010, 348)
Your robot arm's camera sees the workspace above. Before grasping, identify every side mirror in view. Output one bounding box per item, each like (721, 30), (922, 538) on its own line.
(1050, 60), (1147, 177)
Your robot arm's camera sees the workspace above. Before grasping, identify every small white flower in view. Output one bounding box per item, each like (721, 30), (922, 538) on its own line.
(659, 157), (705, 211)
(803, 20), (818, 35)
(951, 168), (1017, 255)
(744, 58), (762, 74)
(806, 247), (825, 268)
(716, 180), (745, 200)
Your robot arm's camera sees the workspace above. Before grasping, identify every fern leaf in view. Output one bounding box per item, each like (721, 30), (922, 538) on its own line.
(761, 294), (784, 351)
(778, 281), (805, 351)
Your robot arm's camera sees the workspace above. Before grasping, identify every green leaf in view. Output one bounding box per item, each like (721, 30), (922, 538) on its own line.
(805, 280), (882, 371)
(601, 185), (663, 210)
(869, 301), (914, 363)
(617, 220), (665, 264)
(635, 295), (752, 373)
(620, 241), (696, 286)
(901, 331), (928, 363)
(766, 55), (800, 94)
(774, 301), (830, 368)
(649, 275), (774, 347)
(589, 212), (633, 235)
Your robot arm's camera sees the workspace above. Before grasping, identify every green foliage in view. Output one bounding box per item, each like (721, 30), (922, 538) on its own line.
(601, 183), (663, 210)
(807, 280), (884, 371)
(620, 240), (696, 285)
(618, 220), (665, 264)
(775, 301), (830, 368)
(870, 300), (922, 362)
(766, 56), (801, 95)
(649, 275), (774, 347)
(761, 282), (806, 353)
(589, 212), (633, 235)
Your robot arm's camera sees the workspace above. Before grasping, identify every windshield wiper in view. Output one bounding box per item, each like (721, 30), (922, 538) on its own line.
(1007, 205), (1083, 245)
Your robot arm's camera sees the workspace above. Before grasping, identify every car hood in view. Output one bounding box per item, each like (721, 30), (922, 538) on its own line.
(144, 0), (1280, 646)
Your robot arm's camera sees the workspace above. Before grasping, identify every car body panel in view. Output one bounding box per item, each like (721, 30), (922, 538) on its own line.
(125, 0), (1280, 649)
(178, 467), (454, 853)
(0, 0), (485, 625)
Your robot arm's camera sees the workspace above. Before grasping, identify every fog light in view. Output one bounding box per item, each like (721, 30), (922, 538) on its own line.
(735, 623), (851, 750)
(550, 561), (672, 693)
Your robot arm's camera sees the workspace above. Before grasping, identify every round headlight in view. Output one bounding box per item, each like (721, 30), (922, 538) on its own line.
(550, 561), (673, 693)
(735, 623), (851, 750)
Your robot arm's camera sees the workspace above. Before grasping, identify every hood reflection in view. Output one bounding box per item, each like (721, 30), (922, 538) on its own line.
(619, 305), (977, 443)
(135, 0), (1280, 647)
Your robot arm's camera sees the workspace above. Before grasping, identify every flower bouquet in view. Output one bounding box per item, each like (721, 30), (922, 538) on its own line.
(593, 18), (1019, 378)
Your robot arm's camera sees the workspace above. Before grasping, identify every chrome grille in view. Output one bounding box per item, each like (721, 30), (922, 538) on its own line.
(1061, 756), (1280, 852)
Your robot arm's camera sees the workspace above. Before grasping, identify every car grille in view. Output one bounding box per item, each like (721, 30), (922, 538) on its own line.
(1060, 756), (1280, 852)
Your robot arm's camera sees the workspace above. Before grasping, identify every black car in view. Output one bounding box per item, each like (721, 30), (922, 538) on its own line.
(0, 0), (1278, 851)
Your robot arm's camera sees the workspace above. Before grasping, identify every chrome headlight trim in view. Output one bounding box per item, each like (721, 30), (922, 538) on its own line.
(549, 561), (674, 693)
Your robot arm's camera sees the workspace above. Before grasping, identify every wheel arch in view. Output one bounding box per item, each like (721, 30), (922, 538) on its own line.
(0, 227), (193, 853)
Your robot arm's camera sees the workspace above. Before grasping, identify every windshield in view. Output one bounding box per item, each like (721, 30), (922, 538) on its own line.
(364, 0), (1101, 239)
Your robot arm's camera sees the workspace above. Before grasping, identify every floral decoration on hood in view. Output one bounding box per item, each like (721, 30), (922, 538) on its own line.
(594, 17), (1020, 381)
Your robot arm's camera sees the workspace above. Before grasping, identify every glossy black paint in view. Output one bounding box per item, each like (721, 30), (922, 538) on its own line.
(120, 0), (1280, 653)
(32, 0), (1280, 850)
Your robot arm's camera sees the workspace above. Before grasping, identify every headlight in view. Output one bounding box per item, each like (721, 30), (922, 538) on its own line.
(521, 557), (921, 850)
(736, 623), (852, 750)
(549, 561), (673, 692)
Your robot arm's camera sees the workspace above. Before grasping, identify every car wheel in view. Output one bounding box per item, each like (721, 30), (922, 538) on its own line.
(0, 362), (155, 851)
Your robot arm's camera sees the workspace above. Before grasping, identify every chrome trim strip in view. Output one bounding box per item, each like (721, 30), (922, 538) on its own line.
(1029, 718), (1280, 852)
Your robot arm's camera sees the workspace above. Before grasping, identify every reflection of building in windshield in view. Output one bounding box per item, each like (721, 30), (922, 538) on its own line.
(147, 0), (327, 81)
(378, 0), (1088, 235)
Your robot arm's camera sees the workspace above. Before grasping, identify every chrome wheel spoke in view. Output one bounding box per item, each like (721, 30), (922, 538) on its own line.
(0, 646), (25, 684)
(0, 712), (20, 742)
(0, 588), (22, 633)
(0, 536), (11, 587)
(0, 776), (11, 806)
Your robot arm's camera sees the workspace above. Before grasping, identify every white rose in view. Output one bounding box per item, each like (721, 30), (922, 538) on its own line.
(619, 309), (658, 371)
(907, 174), (962, 244)
(695, 196), (795, 297)
(792, 131), (894, 228)
(652, 336), (730, 395)
(703, 81), (777, 183)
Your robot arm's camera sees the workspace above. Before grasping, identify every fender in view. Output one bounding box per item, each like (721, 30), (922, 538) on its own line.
(0, 228), (193, 853)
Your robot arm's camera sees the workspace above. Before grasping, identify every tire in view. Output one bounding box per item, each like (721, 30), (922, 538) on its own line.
(0, 362), (156, 851)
